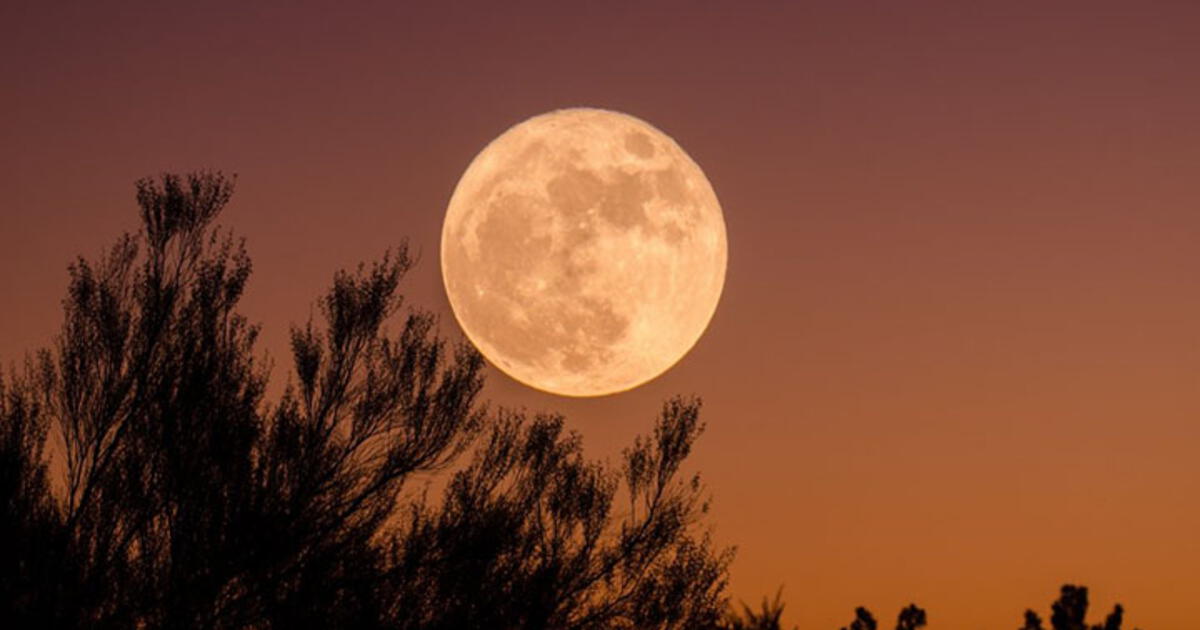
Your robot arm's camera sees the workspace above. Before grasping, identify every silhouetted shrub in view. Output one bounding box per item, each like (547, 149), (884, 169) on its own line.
(894, 604), (926, 630)
(841, 607), (877, 630)
(1043, 584), (1128, 630)
(0, 172), (1150, 630)
(0, 172), (730, 629)
(720, 584), (1138, 630)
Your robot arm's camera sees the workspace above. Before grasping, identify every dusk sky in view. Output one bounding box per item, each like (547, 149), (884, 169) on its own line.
(4, 2), (1198, 628)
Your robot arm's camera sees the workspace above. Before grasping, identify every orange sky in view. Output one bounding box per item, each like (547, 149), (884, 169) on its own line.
(3, 2), (1198, 627)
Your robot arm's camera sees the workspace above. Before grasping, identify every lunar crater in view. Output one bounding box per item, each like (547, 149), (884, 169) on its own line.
(624, 132), (655, 158)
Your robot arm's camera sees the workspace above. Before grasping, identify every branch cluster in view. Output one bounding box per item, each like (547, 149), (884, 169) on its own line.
(0, 172), (729, 630)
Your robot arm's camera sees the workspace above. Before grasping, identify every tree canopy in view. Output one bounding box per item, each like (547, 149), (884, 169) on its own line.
(0, 172), (729, 629)
(0, 173), (1145, 630)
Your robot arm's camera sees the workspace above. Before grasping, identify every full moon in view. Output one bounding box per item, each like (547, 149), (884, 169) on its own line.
(441, 108), (727, 397)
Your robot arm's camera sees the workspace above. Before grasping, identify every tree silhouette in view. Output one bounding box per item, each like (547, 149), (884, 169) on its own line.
(1052, 585), (1091, 630)
(717, 584), (1138, 630)
(0, 172), (730, 629)
(1035, 585), (1130, 630)
(719, 598), (925, 630)
(385, 401), (730, 629)
(0, 172), (1154, 630)
(0, 369), (63, 626)
(841, 607), (877, 630)
(894, 604), (927, 630)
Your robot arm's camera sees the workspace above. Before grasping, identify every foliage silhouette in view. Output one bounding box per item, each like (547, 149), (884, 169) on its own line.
(840, 607), (877, 630)
(894, 604), (926, 630)
(1044, 585), (1128, 630)
(718, 591), (925, 630)
(718, 584), (1140, 630)
(1023, 609), (1047, 630)
(0, 172), (730, 629)
(0, 173), (1152, 630)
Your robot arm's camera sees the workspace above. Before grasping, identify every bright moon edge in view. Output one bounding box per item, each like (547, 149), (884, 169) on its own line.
(440, 107), (727, 397)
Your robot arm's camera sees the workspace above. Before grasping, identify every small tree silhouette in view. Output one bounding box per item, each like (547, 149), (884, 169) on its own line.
(0, 172), (731, 629)
(895, 604), (927, 630)
(1033, 584), (1130, 630)
(1051, 585), (1091, 630)
(743, 602), (925, 630)
(841, 607), (877, 630)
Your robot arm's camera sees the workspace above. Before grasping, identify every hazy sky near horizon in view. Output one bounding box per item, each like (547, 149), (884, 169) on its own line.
(4, 2), (1199, 627)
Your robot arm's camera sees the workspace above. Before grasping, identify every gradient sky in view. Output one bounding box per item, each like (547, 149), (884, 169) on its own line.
(4, 2), (1199, 627)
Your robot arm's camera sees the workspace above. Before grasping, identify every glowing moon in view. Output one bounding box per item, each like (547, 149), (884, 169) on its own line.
(441, 108), (727, 397)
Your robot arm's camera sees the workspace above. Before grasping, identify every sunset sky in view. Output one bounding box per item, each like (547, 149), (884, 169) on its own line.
(4, 2), (1198, 627)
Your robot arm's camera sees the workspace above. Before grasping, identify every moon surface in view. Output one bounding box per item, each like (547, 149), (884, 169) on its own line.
(441, 108), (727, 397)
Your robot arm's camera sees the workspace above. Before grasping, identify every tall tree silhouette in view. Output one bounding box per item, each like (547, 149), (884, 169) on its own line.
(0, 172), (730, 629)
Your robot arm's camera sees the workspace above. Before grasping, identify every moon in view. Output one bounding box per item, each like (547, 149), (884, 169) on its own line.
(440, 108), (727, 397)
